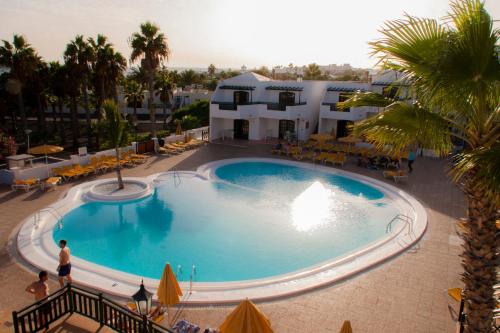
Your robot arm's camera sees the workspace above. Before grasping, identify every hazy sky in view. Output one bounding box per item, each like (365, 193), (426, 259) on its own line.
(0, 0), (498, 69)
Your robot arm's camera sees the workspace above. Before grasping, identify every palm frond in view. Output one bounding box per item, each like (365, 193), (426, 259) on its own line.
(353, 102), (453, 155)
(338, 91), (394, 110)
(451, 144), (500, 201)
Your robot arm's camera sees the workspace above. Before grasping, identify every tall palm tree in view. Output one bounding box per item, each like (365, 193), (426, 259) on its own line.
(155, 69), (175, 129)
(47, 61), (67, 145)
(102, 100), (127, 189)
(0, 35), (39, 133)
(340, 1), (499, 331)
(129, 22), (170, 138)
(208, 64), (216, 77)
(123, 77), (145, 123)
(64, 36), (95, 148)
(89, 34), (127, 148)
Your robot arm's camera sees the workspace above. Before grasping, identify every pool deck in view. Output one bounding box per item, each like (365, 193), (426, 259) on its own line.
(0, 143), (464, 333)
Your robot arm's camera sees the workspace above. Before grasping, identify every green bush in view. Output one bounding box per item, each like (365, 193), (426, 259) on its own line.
(172, 100), (209, 128)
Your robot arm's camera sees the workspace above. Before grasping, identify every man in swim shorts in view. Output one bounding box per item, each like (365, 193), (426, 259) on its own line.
(57, 239), (72, 287)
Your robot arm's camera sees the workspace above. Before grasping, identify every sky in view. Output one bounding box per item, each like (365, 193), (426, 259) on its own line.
(0, 0), (499, 70)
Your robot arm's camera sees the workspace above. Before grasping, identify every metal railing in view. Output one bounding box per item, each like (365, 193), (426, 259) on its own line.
(12, 284), (174, 333)
(386, 213), (419, 251)
(34, 207), (63, 229)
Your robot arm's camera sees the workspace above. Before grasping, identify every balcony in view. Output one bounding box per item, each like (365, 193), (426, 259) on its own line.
(322, 102), (350, 112)
(266, 102), (307, 111)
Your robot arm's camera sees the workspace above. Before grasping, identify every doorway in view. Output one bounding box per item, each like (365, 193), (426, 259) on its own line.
(279, 120), (295, 139)
(233, 119), (249, 139)
(336, 120), (353, 138)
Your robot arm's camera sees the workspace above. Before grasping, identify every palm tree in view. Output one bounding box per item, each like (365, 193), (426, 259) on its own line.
(179, 69), (198, 88)
(64, 36), (95, 148)
(303, 63), (323, 80)
(123, 77), (145, 123)
(89, 35), (127, 148)
(155, 69), (175, 129)
(47, 61), (67, 145)
(208, 64), (216, 77)
(0, 35), (40, 133)
(340, 1), (499, 331)
(101, 100), (127, 190)
(129, 22), (170, 138)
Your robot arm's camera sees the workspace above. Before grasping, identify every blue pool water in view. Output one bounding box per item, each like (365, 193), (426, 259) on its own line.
(54, 161), (400, 282)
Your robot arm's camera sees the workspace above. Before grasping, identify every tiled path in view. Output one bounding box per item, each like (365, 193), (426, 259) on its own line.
(0, 143), (464, 332)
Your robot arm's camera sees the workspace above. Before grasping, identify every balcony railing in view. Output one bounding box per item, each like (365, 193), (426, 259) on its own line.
(322, 102), (350, 112)
(266, 102), (307, 111)
(212, 101), (306, 112)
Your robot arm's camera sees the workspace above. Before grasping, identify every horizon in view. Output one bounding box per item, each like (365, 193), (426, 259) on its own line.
(0, 0), (499, 70)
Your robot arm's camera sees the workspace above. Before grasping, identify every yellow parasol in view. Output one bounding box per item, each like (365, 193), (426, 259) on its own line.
(175, 122), (182, 135)
(339, 320), (353, 333)
(219, 299), (273, 333)
(157, 263), (183, 325)
(28, 144), (64, 155)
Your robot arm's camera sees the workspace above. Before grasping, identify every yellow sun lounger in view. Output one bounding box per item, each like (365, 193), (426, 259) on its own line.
(42, 177), (62, 191)
(383, 170), (408, 183)
(11, 178), (40, 192)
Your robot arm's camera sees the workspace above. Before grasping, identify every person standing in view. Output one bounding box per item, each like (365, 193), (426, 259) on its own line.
(25, 270), (49, 301)
(408, 149), (415, 173)
(57, 240), (72, 287)
(25, 271), (50, 328)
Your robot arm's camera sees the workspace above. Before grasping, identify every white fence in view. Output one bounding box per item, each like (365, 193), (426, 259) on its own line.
(0, 146), (133, 185)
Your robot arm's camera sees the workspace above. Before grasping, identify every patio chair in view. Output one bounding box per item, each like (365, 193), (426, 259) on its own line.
(383, 170), (408, 183)
(42, 177), (62, 191)
(11, 178), (40, 192)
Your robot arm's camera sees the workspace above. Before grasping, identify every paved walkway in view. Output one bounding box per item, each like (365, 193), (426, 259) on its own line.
(0, 143), (464, 332)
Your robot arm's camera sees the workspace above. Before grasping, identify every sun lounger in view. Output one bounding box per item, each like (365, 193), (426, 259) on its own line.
(335, 153), (346, 166)
(41, 177), (62, 191)
(313, 152), (329, 163)
(324, 153), (337, 166)
(11, 178), (40, 192)
(383, 170), (408, 183)
(294, 150), (314, 160)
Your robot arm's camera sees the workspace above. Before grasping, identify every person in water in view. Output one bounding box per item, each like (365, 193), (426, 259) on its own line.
(57, 239), (72, 287)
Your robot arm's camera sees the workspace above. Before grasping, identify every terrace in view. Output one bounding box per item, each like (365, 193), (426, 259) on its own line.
(1, 142), (465, 332)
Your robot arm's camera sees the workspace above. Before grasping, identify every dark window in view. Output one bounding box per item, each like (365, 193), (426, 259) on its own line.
(382, 86), (398, 98)
(233, 91), (249, 104)
(336, 120), (353, 138)
(279, 92), (295, 106)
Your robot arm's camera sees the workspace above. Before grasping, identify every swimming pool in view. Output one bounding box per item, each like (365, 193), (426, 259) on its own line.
(19, 158), (426, 301)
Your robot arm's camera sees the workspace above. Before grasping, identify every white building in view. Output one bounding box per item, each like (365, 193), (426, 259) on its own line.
(210, 72), (328, 141)
(172, 87), (213, 109)
(210, 71), (406, 141)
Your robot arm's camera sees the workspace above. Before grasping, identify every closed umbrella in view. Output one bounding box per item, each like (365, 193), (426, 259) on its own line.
(175, 122), (182, 135)
(219, 299), (273, 333)
(157, 263), (183, 326)
(339, 320), (353, 333)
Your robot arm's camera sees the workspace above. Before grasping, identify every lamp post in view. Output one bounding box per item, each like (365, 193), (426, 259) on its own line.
(133, 120), (138, 143)
(25, 129), (32, 152)
(132, 279), (153, 317)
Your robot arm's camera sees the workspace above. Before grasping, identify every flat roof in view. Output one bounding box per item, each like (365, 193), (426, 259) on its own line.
(265, 86), (304, 91)
(327, 87), (366, 92)
(219, 85), (256, 90)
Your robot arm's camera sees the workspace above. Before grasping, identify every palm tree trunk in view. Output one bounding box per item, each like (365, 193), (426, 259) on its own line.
(460, 176), (498, 333)
(115, 147), (124, 190)
(162, 100), (167, 130)
(57, 100), (66, 145)
(51, 103), (58, 136)
(17, 90), (27, 134)
(148, 74), (156, 138)
(70, 97), (79, 148)
(36, 94), (46, 142)
(82, 81), (92, 149)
